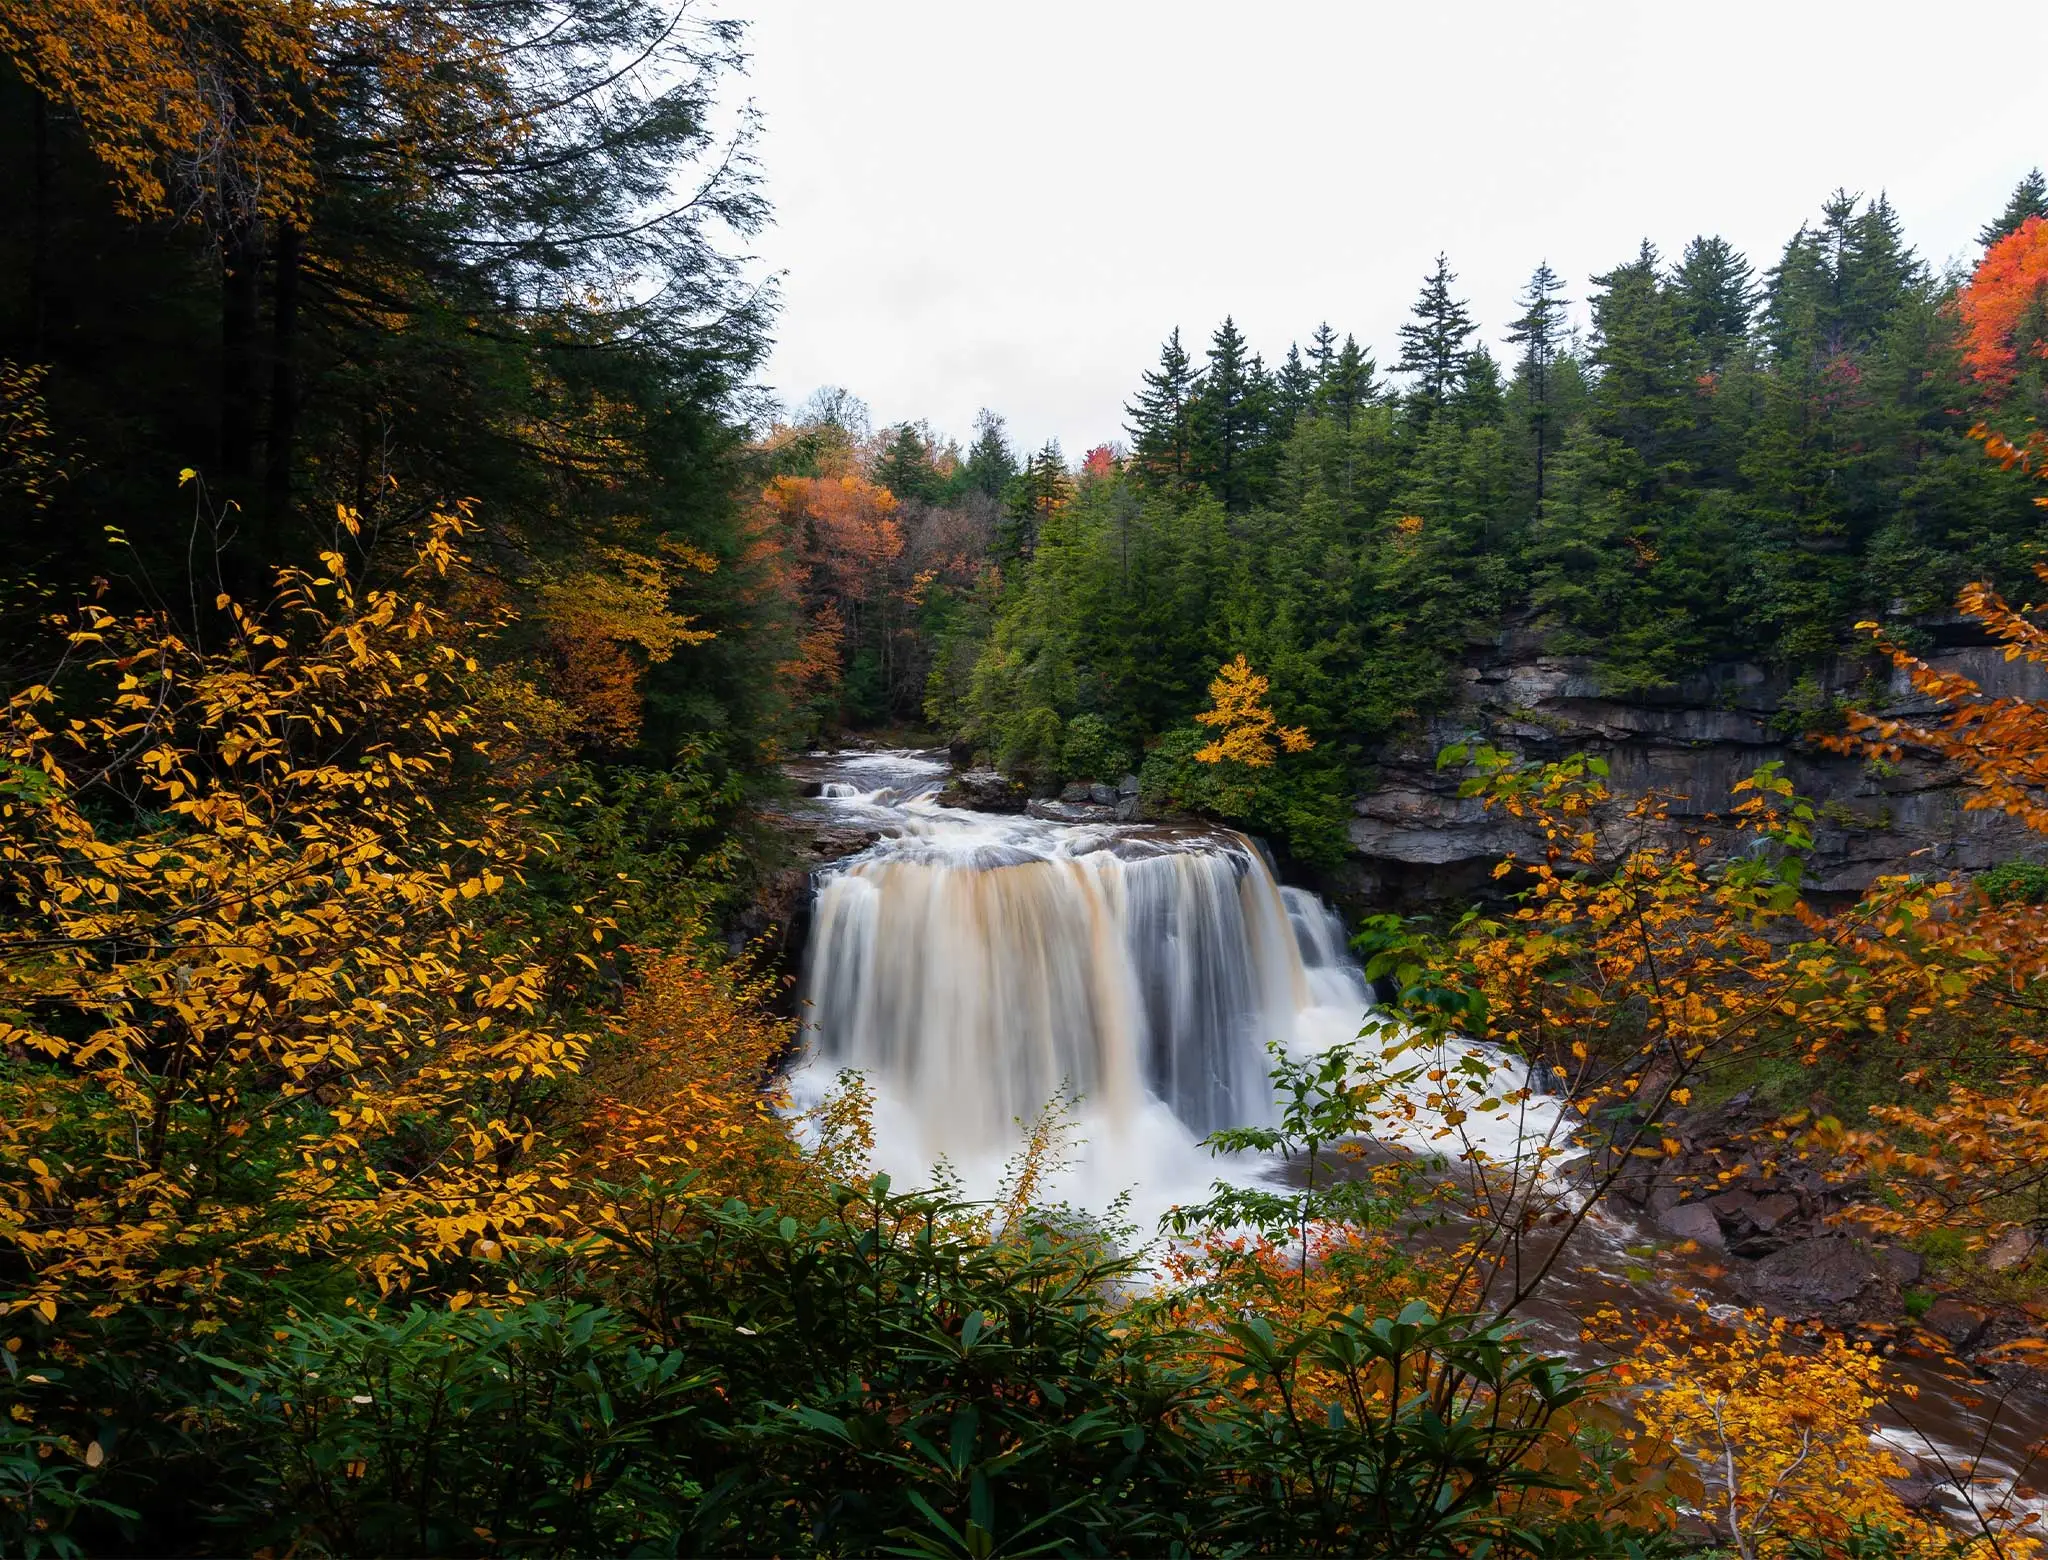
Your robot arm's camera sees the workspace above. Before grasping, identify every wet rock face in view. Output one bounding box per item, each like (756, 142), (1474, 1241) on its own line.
(935, 769), (1029, 813)
(1742, 1236), (1883, 1312)
(1339, 625), (2048, 906)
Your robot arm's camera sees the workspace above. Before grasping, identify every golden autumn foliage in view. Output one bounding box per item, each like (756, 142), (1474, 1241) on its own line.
(1193, 655), (1314, 768)
(1607, 1306), (1962, 1559)
(577, 948), (798, 1207)
(536, 542), (718, 748)
(745, 473), (906, 709)
(0, 506), (796, 1339)
(0, 0), (320, 224)
(0, 0), (526, 231)
(0, 505), (584, 1318)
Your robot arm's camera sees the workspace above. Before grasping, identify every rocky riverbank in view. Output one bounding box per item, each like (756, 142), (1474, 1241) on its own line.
(1600, 1087), (2048, 1415)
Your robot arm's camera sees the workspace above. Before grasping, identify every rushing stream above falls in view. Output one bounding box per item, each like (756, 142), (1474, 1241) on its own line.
(783, 748), (2048, 1534)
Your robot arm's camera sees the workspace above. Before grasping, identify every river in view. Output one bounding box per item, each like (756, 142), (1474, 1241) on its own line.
(782, 747), (2048, 1537)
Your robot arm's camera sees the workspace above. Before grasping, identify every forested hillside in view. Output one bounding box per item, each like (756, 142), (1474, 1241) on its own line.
(9, 2), (2048, 1555)
(783, 184), (2048, 858)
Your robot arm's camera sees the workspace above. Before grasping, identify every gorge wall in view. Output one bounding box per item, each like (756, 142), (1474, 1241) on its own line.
(1336, 618), (2048, 908)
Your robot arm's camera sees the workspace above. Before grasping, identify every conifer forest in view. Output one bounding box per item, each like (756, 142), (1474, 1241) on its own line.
(6, 4), (2048, 1556)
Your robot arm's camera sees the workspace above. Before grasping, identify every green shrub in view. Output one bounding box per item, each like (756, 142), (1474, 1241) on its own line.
(1140, 726), (1352, 867)
(1979, 859), (2048, 906)
(1058, 712), (1133, 783)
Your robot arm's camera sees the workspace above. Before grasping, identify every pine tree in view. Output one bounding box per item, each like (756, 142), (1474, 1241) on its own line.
(1307, 322), (1339, 380)
(1273, 343), (1315, 434)
(1671, 236), (1756, 373)
(1766, 191), (1927, 359)
(1319, 335), (1377, 430)
(1506, 260), (1571, 507)
(1454, 347), (1506, 424)
(962, 408), (1018, 498)
(999, 440), (1072, 562)
(1980, 168), (2048, 248)
(1125, 328), (1198, 485)
(873, 423), (939, 503)
(1189, 316), (1270, 510)
(1396, 253), (1477, 426)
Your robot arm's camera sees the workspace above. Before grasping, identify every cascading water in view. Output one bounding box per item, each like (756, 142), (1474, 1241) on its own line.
(784, 750), (2048, 1531)
(786, 749), (1474, 1223)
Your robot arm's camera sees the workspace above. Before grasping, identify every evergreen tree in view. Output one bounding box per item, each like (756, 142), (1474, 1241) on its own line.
(1318, 335), (1377, 430)
(962, 408), (1018, 498)
(1453, 347), (1506, 425)
(1505, 260), (1570, 507)
(1767, 191), (1927, 360)
(1189, 316), (1271, 510)
(1981, 168), (2048, 247)
(873, 423), (940, 503)
(1307, 322), (1340, 380)
(1125, 328), (1198, 485)
(1273, 344), (1316, 434)
(1396, 253), (1477, 426)
(999, 441), (1073, 563)
(1671, 236), (1756, 373)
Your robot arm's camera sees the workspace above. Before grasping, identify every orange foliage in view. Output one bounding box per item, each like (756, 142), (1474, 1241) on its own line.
(0, 1), (513, 231)
(536, 542), (717, 748)
(745, 474), (904, 705)
(578, 950), (800, 1208)
(1958, 215), (2048, 389)
(1838, 571), (2048, 832)
(1602, 1305), (1964, 1558)
(1192, 654), (1313, 767)
(0, 0), (319, 224)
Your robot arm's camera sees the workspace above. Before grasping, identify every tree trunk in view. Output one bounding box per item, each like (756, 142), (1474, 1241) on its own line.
(219, 220), (266, 581)
(29, 93), (51, 350)
(263, 221), (301, 530)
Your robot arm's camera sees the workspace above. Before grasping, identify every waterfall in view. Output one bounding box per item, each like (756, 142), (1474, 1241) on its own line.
(789, 751), (1386, 1215)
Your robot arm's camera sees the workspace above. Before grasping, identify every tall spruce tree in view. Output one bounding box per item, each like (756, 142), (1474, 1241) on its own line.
(1671, 236), (1756, 373)
(1506, 260), (1570, 507)
(963, 408), (1018, 498)
(999, 440), (1072, 562)
(1125, 328), (1198, 485)
(1396, 253), (1477, 426)
(1189, 316), (1270, 510)
(1273, 343), (1316, 433)
(1319, 335), (1377, 429)
(874, 423), (940, 502)
(1981, 168), (2048, 247)
(1307, 322), (1340, 380)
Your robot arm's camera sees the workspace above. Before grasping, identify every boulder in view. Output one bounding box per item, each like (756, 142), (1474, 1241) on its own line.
(1118, 773), (1142, 797)
(1708, 1189), (1759, 1226)
(1987, 1227), (2038, 1272)
(1088, 782), (1119, 806)
(1059, 782), (1092, 803)
(1749, 1192), (1801, 1233)
(1026, 799), (1114, 823)
(1660, 1202), (1723, 1248)
(1882, 1246), (1925, 1286)
(1920, 1298), (1990, 1352)
(1744, 1236), (1880, 1310)
(1114, 794), (1141, 822)
(936, 769), (1028, 813)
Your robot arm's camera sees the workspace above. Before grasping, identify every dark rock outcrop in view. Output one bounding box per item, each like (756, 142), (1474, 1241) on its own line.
(1342, 622), (2048, 906)
(1741, 1236), (1883, 1314)
(935, 769), (1029, 813)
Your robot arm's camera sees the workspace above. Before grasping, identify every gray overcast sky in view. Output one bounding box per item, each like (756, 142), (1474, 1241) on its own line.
(740, 1), (2041, 458)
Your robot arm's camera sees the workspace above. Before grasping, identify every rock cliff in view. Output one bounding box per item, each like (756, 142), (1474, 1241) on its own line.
(1338, 619), (2048, 906)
